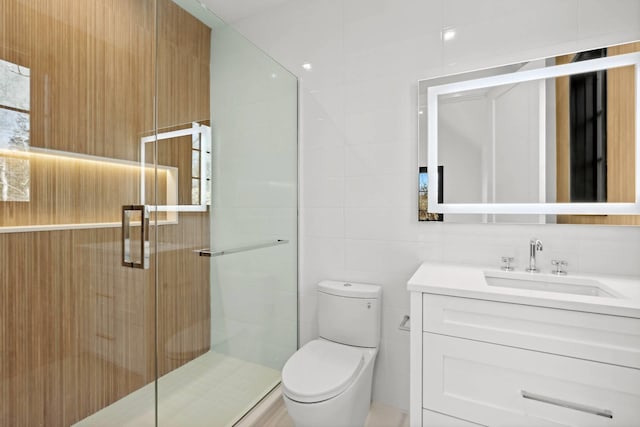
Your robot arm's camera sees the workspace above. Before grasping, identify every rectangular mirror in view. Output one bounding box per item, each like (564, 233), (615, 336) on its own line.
(418, 41), (640, 225)
(140, 120), (212, 217)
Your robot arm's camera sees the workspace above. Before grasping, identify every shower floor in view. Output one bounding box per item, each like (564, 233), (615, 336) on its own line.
(74, 351), (281, 427)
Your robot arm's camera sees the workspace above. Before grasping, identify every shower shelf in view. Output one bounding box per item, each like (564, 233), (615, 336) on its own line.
(196, 239), (289, 257)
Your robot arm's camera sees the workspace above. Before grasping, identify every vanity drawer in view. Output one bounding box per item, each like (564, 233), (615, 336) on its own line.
(423, 333), (640, 427)
(422, 293), (640, 368)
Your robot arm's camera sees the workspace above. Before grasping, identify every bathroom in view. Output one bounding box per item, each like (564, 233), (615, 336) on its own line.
(1, 0), (639, 426)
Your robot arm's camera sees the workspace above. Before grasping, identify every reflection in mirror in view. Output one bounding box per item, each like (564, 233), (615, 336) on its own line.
(143, 120), (212, 210)
(566, 49), (608, 203)
(418, 166), (443, 222)
(418, 41), (640, 225)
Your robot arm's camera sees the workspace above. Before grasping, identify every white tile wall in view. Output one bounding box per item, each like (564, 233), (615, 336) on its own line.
(205, 0), (640, 412)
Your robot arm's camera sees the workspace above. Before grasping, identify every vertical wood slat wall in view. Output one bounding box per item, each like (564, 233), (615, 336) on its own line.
(556, 42), (639, 225)
(0, 0), (211, 425)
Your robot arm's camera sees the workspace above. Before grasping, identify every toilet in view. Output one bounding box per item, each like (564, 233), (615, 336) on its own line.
(282, 280), (382, 427)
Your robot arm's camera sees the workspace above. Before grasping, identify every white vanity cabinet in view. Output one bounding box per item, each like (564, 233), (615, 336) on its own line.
(408, 263), (640, 427)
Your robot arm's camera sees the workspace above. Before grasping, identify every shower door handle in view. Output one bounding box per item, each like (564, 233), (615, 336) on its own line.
(122, 205), (150, 269)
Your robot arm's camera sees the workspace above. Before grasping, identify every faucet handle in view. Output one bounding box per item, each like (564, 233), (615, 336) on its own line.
(501, 256), (515, 271)
(551, 260), (568, 275)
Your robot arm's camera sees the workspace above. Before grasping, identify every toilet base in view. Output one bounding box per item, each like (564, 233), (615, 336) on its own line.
(283, 347), (376, 427)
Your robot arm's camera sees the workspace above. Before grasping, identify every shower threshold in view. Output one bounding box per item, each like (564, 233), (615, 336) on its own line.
(74, 351), (280, 427)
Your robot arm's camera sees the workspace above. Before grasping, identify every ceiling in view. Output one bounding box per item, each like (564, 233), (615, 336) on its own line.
(201, 0), (290, 23)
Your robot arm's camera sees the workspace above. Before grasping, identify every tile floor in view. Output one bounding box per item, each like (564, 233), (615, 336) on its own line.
(240, 387), (409, 427)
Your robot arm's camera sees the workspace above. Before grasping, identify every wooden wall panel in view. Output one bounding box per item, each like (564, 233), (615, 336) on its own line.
(157, 213), (211, 376)
(607, 42), (639, 205)
(154, 0), (212, 378)
(557, 42), (640, 225)
(155, 0), (212, 377)
(0, 228), (156, 426)
(157, 0), (211, 128)
(0, 0), (156, 160)
(1, 0), (211, 425)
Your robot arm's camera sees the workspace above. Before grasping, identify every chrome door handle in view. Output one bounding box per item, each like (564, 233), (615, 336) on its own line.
(122, 205), (150, 269)
(521, 390), (613, 419)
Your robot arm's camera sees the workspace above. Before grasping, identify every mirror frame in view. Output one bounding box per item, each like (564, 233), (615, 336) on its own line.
(422, 52), (640, 215)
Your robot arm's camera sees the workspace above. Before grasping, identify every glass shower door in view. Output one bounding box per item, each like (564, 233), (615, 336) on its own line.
(0, 0), (158, 426)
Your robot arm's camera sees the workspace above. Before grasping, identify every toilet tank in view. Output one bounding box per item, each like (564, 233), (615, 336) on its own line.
(317, 281), (382, 348)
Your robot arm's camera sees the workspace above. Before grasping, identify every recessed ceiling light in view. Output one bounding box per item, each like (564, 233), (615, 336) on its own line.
(302, 63), (313, 71)
(418, 110), (424, 115)
(271, 73), (278, 78)
(442, 28), (456, 41)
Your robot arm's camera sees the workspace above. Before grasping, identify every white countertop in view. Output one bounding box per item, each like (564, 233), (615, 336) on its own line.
(407, 262), (640, 318)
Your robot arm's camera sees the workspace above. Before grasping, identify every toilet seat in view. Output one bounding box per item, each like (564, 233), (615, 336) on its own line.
(282, 339), (364, 403)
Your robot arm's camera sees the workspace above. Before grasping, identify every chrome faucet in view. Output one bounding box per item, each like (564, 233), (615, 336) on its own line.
(526, 238), (543, 272)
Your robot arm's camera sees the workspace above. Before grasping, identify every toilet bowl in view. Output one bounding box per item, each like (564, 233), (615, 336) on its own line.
(281, 281), (382, 427)
(282, 339), (377, 427)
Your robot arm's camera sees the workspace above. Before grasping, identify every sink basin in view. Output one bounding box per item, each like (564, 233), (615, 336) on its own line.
(484, 272), (617, 298)
(408, 262), (640, 318)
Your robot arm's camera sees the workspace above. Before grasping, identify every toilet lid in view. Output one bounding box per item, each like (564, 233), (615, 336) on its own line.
(282, 339), (364, 403)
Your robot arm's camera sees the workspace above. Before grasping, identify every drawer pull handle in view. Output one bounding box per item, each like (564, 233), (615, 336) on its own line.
(521, 390), (612, 419)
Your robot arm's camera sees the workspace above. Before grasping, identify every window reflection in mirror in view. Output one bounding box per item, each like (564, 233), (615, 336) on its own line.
(418, 166), (443, 222)
(567, 49), (608, 203)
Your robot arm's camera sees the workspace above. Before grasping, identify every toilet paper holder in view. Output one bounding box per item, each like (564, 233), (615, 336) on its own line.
(398, 315), (410, 332)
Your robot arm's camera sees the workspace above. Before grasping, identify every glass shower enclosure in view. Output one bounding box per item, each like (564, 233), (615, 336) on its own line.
(0, 0), (297, 426)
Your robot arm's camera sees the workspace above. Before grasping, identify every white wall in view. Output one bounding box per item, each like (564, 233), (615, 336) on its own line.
(493, 79), (544, 224)
(206, 0), (640, 412)
(439, 98), (488, 205)
(494, 81), (540, 204)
